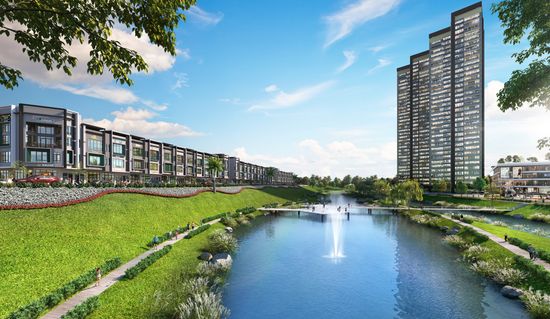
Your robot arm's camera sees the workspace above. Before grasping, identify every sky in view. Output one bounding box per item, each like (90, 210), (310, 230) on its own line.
(1, 0), (548, 178)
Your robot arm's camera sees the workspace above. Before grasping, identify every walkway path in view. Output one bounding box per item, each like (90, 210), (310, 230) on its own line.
(440, 215), (550, 271)
(41, 218), (221, 319)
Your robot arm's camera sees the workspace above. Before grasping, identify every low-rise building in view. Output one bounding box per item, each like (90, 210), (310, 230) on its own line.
(492, 161), (550, 195)
(0, 103), (294, 185)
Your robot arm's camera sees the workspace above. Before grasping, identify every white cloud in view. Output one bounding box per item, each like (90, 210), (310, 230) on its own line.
(249, 81), (335, 111)
(85, 107), (202, 139)
(187, 6), (224, 26)
(219, 97), (243, 105)
(264, 84), (279, 93)
(142, 100), (168, 111)
(369, 44), (389, 53)
(234, 139), (396, 178)
(323, 0), (401, 48)
(336, 50), (357, 73)
(485, 80), (550, 171)
(367, 58), (391, 74)
(171, 72), (189, 90)
(179, 48), (192, 61)
(0, 23), (178, 107)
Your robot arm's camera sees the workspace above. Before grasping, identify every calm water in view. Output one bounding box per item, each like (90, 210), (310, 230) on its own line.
(223, 193), (528, 319)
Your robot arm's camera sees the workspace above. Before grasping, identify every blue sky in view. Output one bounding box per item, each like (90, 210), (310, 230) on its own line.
(1, 0), (548, 177)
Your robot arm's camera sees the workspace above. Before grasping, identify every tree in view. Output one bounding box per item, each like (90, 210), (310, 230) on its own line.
(526, 156), (538, 162)
(432, 179), (448, 193)
(0, 0), (195, 89)
(455, 181), (468, 194)
(206, 157), (224, 193)
(498, 158), (505, 164)
(546, 153), (550, 161)
(505, 155), (513, 162)
(491, 0), (549, 111)
(373, 179), (391, 199)
(512, 155), (523, 162)
(473, 177), (488, 192)
(10, 160), (28, 180)
(344, 183), (356, 194)
(390, 180), (423, 208)
(265, 167), (276, 185)
(341, 175), (352, 187)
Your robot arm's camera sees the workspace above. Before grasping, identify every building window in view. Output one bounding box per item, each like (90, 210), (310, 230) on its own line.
(113, 158), (125, 169)
(27, 149), (50, 163)
(88, 154), (104, 166)
(0, 169), (9, 181)
(0, 150), (10, 163)
(66, 151), (73, 165)
(0, 123), (10, 145)
(150, 150), (160, 162)
(87, 136), (103, 153)
(113, 143), (125, 156)
(132, 147), (144, 157)
(164, 163), (173, 172)
(133, 160), (143, 170)
(150, 162), (159, 171)
(164, 151), (172, 162)
(53, 152), (62, 163)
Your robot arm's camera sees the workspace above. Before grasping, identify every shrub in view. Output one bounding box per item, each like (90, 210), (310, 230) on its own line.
(60, 296), (99, 319)
(220, 217), (238, 228)
(529, 213), (550, 224)
(442, 235), (470, 250)
(176, 291), (230, 319)
(463, 245), (489, 262)
(262, 203), (278, 208)
(236, 215), (250, 225)
(459, 226), (489, 244)
(185, 224), (211, 239)
(196, 262), (232, 280)
(245, 213), (256, 220)
(521, 288), (550, 319)
(491, 220), (508, 227)
(471, 258), (526, 286)
(236, 206), (256, 214)
(147, 226), (187, 247)
(513, 255), (550, 285)
(125, 245), (172, 279)
(201, 212), (228, 224)
(7, 258), (120, 319)
(207, 230), (238, 254)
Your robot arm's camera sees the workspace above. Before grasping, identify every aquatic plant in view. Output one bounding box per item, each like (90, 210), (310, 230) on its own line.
(176, 291), (230, 319)
(529, 213), (550, 224)
(463, 245), (489, 262)
(491, 220), (508, 227)
(442, 235), (470, 250)
(196, 261), (231, 280)
(521, 288), (550, 319)
(470, 258), (525, 286)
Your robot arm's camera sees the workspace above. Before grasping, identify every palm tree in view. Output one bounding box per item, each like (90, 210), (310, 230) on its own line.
(10, 160), (28, 181)
(265, 167), (277, 185)
(206, 157), (224, 193)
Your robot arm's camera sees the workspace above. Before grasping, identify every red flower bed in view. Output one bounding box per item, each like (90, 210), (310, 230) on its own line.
(0, 188), (245, 210)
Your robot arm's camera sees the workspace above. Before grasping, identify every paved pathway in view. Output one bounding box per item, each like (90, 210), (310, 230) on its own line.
(41, 219), (221, 319)
(440, 215), (550, 271)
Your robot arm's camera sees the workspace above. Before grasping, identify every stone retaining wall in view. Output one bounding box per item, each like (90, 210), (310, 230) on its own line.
(0, 186), (248, 210)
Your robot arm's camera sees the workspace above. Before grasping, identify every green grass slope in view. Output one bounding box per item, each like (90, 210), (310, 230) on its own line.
(423, 194), (517, 209)
(0, 187), (316, 317)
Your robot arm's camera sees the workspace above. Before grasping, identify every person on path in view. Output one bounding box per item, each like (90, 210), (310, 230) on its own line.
(186, 222), (190, 231)
(95, 268), (101, 287)
(528, 246), (534, 260)
(152, 235), (160, 250)
(504, 234), (508, 242)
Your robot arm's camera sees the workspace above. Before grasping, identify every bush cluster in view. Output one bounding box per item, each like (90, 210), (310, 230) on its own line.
(521, 288), (550, 319)
(206, 230), (238, 254)
(470, 258), (526, 286)
(220, 217), (238, 228)
(125, 245), (172, 280)
(442, 235), (471, 250)
(513, 256), (550, 287)
(7, 258), (120, 319)
(185, 224), (211, 239)
(262, 203), (279, 208)
(147, 226), (188, 247)
(236, 207), (256, 214)
(60, 296), (99, 319)
(508, 238), (550, 263)
(201, 212), (229, 224)
(529, 213), (550, 224)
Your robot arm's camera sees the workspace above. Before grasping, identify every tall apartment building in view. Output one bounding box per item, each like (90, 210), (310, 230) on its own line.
(0, 103), (294, 185)
(396, 2), (484, 188)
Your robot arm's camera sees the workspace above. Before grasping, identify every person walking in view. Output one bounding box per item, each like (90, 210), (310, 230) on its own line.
(95, 267), (101, 287)
(504, 234), (508, 242)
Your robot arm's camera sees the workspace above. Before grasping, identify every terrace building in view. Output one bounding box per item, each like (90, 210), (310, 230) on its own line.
(0, 103), (294, 185)
(492, 162), (550, 195)
(396, 2), (484, 189)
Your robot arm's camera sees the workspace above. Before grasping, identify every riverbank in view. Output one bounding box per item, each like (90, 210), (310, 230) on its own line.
(0, 187), (318, 318)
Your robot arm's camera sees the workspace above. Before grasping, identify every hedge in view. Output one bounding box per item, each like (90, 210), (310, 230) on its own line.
(125, 245), (172, 279)
(236, 206), (256, 214)
(513, 255), (550, 284)
(201, 212), (229, 224)
(508, 237), (550, 263)
(7, 258), (120, 319)
(60, 296), (99, 319)
(262, 203), (279, 208)
(146, 225), (188, 247)
(185, 224), (211, 239)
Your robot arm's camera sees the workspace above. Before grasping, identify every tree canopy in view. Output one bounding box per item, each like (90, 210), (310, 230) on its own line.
(491, 0), (549, 111)
(0, 0), (195, 89)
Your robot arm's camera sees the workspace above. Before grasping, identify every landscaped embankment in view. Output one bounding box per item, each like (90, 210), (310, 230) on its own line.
(0, 186), (248, 209)
(0, 187), (318, 318)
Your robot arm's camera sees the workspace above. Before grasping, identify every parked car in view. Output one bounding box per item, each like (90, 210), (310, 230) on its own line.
(14, 175), (61, 185)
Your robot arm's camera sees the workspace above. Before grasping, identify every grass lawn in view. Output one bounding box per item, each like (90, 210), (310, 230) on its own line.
(472, 221), (550, 252)
(507, 204), (550, 218)
(88, 223), (225, 319)
(0, 187), (317, 318)
(423, 194), (518, 209)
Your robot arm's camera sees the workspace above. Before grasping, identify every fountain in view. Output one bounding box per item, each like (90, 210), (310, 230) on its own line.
(324, 205), (345, 260)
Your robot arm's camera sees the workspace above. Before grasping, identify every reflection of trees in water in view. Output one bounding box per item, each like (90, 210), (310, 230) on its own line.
(265, 218), (275, 238)
(393, 218), (487, 319)
(370, 214), (398, 239)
